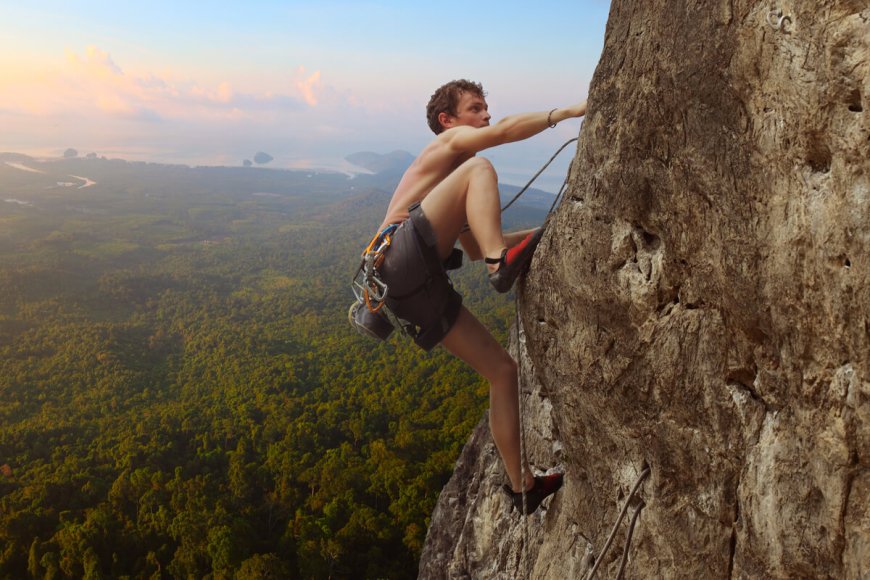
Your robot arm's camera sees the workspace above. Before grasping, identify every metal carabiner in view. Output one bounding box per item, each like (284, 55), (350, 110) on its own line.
(365, 271), (388, 301)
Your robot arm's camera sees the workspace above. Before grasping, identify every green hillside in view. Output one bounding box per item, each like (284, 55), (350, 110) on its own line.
(0, 155), (546, 578)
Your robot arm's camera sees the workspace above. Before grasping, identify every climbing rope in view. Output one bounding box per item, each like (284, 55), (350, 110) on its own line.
(547, 160), (573, 215)
(507, 138), (577, 579)
(503, 134), (651, 580)
(515, 281), (531, 579)
(616, 499), (645, 580)
(585, 467), (651, 579)
(501, 138), (578, 213)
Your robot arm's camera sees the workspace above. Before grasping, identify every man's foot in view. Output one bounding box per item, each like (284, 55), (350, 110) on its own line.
(503, 472), (564, 515)
(487, 228), (544, 293)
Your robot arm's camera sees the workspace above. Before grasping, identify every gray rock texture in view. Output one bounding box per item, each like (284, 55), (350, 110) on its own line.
(419, 1), (869, 578)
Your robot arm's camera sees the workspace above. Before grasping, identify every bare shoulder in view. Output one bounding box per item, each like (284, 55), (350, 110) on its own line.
(414, 131), (466, 171)
(440, 126), (474, 149)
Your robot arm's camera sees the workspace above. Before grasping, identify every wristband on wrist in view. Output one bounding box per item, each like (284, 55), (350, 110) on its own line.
(547, 108), (558, 128)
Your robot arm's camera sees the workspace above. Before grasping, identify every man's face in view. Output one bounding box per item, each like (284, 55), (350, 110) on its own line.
(445, 91), (491, 129)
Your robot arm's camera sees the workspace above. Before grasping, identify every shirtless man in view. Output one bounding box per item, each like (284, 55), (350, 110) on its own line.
(375, 79), (587, 514)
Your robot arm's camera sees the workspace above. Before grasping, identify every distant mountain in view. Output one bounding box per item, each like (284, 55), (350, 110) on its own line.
(254, 151), (273, 165)
(0, 152), (40, 163)
(498, 183), (560, 212)
(1, 150), (557, 219)
(345, 150), (414, 176)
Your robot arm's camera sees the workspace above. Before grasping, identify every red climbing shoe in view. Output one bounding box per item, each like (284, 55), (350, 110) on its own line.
(487, 227), (544, 293)
(504, 472), (564, 515)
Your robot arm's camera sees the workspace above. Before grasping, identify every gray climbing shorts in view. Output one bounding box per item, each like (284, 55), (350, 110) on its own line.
(379, 203), (463, 351)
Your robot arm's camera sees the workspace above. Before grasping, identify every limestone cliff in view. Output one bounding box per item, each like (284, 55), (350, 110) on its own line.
(419, 1), (869, 578)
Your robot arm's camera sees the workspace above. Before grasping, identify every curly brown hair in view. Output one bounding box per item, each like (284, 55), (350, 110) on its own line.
(426, 79), (486, 135)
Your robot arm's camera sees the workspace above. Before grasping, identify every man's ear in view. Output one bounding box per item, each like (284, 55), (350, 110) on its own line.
(437, 111), (453, 130)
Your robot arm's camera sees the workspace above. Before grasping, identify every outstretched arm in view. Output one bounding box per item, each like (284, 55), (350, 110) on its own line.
(446, 100), (587, 155)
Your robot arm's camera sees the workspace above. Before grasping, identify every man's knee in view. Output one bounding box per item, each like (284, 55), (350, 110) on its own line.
(491, 352), (518, 386)
(462, 156), (497, 179)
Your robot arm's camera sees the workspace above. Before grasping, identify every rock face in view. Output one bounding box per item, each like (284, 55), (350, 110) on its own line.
(419, 1), (869, 578)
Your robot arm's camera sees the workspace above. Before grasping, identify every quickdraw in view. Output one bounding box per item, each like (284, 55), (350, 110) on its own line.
(352, 223), (398, 313)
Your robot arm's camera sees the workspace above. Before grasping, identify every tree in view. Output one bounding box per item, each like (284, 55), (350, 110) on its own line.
(235, 553), (291, 579)
(207, 525), (238, 573)
(28, 538), (41, 578)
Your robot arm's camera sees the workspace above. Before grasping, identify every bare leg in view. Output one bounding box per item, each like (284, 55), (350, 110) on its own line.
(441, 307), (533, 493)
(419, 157), (505, 270)
(421, 157), (531, 490)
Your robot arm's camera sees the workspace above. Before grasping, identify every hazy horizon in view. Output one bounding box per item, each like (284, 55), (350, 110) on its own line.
(1, 1), (610, 192)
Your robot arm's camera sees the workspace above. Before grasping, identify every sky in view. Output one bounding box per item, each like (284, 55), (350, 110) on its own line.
(0, 1), (611, 191)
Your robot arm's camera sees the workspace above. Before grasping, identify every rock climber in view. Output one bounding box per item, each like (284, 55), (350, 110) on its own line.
(374, 79), (587, 514)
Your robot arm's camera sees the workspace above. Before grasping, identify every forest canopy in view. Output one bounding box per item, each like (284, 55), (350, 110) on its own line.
(0, 154), (547, 578)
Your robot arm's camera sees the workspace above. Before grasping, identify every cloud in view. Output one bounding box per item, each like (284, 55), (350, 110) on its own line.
(215, 82), (234, 104)
(65, 46), (123, 77)
(0, 46), (387, 166)
(2, 47), (324, 124)
(294, 66), (322, 106)
(232, 92), (308, 112)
